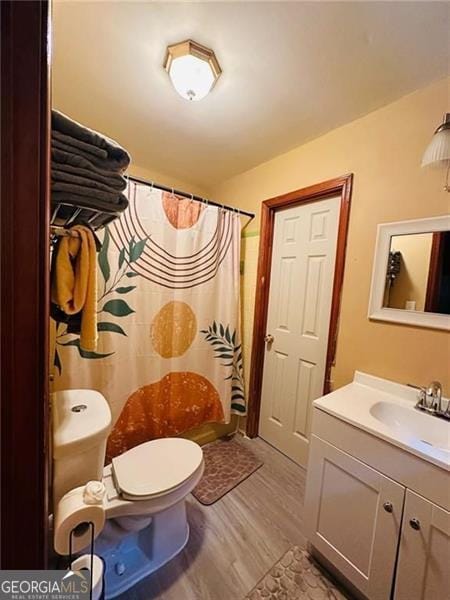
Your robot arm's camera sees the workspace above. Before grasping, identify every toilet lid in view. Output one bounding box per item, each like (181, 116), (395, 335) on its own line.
(111, 438), (203, 499)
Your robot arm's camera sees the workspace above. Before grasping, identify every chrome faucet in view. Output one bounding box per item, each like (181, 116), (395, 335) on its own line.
(427, 381), (442, 411)
(412, 381), (449, 421)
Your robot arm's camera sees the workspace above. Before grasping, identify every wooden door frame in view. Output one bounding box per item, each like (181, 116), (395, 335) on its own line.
(1, 1), (50, 567)
(246, 174), (353, 438)
(424, 232), (444, 313)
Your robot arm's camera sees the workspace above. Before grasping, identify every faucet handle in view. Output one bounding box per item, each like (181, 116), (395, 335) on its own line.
(444, 398), (450, 417)
(426, 381), (442, 391)
(426, 381), (442, 411)
(407, 382), (426, 393)
(407, 383), (425, 392)
(410, 381), (448, 420)
(409, 381), (444, 412)
(408, 383), (431, 409)
(426, 380), (442, 395)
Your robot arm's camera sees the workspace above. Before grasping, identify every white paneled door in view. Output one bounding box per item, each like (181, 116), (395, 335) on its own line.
(259, 196), (341, 466)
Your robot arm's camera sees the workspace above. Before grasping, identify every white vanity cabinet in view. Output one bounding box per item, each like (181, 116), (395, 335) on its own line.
(304, 372), (450, 600)
(305, 435), (405, 600)
(395, 490), (450, 600)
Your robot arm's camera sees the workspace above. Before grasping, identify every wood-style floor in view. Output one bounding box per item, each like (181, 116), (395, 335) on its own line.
(121, 436), (307, 600)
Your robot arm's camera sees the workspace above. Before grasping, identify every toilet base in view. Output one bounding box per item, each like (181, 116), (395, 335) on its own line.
(98, 500), (190, 598)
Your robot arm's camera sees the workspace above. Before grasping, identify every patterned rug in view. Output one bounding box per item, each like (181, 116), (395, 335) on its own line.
(246, 547), (349, 600)
(192, 438), (263, 505)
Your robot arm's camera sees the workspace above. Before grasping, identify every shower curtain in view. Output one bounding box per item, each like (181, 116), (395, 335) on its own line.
(54, 182), (245, 461)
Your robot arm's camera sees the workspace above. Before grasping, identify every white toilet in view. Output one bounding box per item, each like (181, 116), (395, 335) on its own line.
(52, 389), (204, 598)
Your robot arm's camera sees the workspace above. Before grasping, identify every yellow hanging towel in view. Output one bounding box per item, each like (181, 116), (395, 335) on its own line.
(51, 225), (98, 351)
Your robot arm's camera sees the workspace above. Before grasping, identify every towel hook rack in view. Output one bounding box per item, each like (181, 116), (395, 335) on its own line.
(50, 225), (81, 240)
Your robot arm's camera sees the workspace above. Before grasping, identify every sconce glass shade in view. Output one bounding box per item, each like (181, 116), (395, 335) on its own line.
(164, 40), (221, 102)
(422, 113), (450, 167)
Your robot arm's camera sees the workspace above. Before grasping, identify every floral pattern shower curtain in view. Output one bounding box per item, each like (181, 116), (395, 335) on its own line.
(54, 182), (245, 461)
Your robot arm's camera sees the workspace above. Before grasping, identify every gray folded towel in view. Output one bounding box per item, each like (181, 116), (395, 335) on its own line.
(52, 110), (131, 172)
(52, 163), (127, 194)
(52, 181), (128, 207)
(52, 147), (127, 187)
(51, 110), (131, 226)
(52, 137), (129, 174)
(52, 191), (128, 221)
(52, 130), (108, 160)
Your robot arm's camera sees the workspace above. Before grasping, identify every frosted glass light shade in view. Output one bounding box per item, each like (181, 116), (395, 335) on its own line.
(164, 40), (221, 102)
(422, 114), (450, 167)
(168, 55), (215, 101)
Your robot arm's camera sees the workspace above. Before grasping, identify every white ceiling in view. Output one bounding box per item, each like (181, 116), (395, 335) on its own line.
(52, 2), (449, 189)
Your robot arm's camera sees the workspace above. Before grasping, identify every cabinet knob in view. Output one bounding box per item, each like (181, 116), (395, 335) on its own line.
(383, 501), (393, 513)
(409, 518), (421, 531)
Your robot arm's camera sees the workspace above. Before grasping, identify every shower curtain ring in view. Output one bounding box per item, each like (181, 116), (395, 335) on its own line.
(124, 174), (132, 201)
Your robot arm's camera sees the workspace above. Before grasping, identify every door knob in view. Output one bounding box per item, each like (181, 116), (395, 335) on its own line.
(409, 518), (421, 531)
(264, 334), (274, 344)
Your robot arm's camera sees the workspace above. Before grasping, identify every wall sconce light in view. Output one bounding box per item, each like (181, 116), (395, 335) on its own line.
(422, 113), (450, 191)
(164, 40), (222, 102)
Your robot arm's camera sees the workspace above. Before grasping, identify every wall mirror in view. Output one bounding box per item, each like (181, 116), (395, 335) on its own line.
(369, 215), (450, 330)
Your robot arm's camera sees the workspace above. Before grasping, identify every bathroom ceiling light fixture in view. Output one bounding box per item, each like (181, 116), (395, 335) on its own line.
(164, 40), (221, 102)
(422, 113), (450, 191)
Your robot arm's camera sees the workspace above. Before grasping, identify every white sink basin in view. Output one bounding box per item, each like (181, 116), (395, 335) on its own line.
(370, 400), (450, 454)
(313, 372), (450, 470)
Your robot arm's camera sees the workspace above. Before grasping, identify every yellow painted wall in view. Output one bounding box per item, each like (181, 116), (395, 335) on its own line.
(127, 163), (208, 198)
(210, 78), (450, 395)
(388, 233), (433, 311)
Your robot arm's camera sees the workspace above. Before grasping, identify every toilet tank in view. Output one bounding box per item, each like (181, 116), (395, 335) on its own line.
(52, 389), (112, 508)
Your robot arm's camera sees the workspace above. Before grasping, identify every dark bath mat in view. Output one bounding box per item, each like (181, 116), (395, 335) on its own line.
(192, 438), (263, 505)
(245, 546), (349, 600)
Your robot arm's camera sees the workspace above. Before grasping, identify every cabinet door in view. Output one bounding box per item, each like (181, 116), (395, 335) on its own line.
(304, 435), (405, 599)
(395, 490), (450, 600)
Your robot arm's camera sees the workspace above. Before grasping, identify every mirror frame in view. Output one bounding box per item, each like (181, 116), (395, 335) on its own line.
(368, 215), (450, 331)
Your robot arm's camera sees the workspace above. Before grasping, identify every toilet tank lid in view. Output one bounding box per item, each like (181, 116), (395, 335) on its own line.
(52, 389), (112, 459)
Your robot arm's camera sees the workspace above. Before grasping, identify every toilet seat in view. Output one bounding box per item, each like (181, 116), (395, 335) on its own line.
(111, 437), (203, 501)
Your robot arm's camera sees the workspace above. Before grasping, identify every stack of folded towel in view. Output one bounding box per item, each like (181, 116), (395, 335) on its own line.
(51, 110), (131, 227)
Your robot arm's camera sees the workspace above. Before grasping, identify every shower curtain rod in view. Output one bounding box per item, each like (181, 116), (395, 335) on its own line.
(127, 175), (255, 221)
